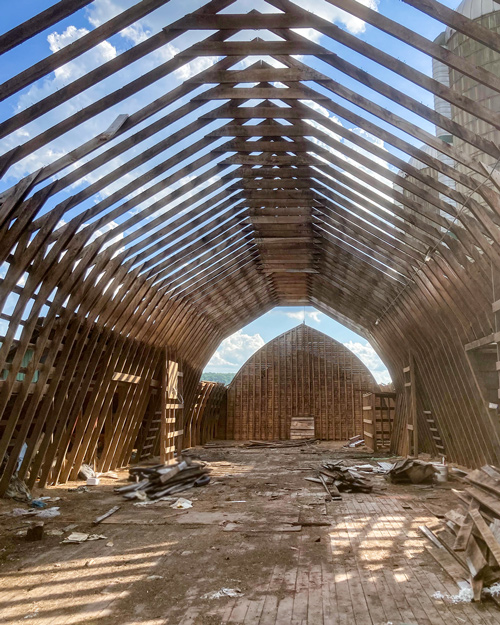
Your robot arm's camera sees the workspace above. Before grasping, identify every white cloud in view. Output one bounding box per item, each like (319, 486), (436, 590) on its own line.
(294, 0), (379, 35)
(1, 25), (122, 181)
(205, 351), (235, 368)
(0, 0), (384, 196)
(240, 56), (286, 70)
(0, 0), (392, 278)
(285, 310), (323, 323)
(13, 25), (117, 110)
(0, 11), (179, 184)
(308, 311), (322, 322)
(174, 57), (219, 81)
(119, 23), (151, 45)
(206, 330), (265, 371)
(373, 370), (392, 385)
(286, 311), (305, 321)
(292, 28), (322, 44)
(47, 26), (117, 83)
(343, 340), (391, 384)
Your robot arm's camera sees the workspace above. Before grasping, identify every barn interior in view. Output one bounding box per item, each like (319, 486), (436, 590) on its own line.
(4, 0), (500, 622)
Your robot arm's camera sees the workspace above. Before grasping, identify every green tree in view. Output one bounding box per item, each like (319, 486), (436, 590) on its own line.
(201, 372), (235, 384)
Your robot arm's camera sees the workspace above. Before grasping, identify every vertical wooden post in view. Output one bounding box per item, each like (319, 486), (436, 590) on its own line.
(492, 264), (500, 413)
(362, 392), (376, 452)
(403, 357), (415, 457)
(404, 354), (418, 457)
(160, 348), (168, 465)
(175, 369), (184, 456)
(409, 353), (418, 457)
(159, 358), (179, 463)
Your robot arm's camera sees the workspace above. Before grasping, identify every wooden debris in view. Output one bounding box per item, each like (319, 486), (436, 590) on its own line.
(343, 435), (365, 448)
(114, 458), (210, 501)
(306, 461), (374, 496)
(453, 501), (478, 552)
(469, 508), (500, 566)
(240, 439), (319, 448)
(93, 505), (121, 525)
(465, 535), (488, 581)
(419, 464), (500, 602)
(26, 522), (44, 541)
(377, 462), (394, 472)
(419, 525), (445, 550)
(318, 472), (342, 501)
(419, 525), (468, 571)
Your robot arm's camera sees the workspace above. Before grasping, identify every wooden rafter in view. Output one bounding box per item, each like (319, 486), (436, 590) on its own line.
(1, 0), (500, 489)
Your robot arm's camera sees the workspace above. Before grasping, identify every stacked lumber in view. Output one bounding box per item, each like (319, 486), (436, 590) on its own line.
(240, 439), (319, 448)
(343, 435), (365, 448)
(387, 458), (436, 484)
(114, 458), (210, 501)
(421, 464), (500, 602)
(306, 461), (373, 499)
(290, 416), (315, 440)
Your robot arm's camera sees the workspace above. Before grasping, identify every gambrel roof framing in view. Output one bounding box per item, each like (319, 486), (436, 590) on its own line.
(2, 0), (500, 489)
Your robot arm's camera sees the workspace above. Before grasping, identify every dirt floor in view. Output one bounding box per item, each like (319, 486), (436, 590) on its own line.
(1, 441), (500, 624)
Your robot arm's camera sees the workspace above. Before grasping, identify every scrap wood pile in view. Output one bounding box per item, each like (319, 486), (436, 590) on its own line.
(114, 457), (210, 501)
(420, 464), (500, 602)
(343, 435), (365, 448)
(387, 458), (436, 484)
(306, 460), (374, 500)
(240, 439), (319, 449)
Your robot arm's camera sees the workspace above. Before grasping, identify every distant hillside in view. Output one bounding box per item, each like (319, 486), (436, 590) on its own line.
(201, 372), (235, 385)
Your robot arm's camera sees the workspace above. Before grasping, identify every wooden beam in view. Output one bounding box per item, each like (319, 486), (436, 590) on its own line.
(0, 0), (94, 55)
(400, 0), (500, 55)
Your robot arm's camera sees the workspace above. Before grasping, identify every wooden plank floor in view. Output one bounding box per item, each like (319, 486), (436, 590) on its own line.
(1, 442), (500, 624)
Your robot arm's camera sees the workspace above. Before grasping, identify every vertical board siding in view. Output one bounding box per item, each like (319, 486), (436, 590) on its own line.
(184, 381), (227, 447)
(226, 325), (377, 440)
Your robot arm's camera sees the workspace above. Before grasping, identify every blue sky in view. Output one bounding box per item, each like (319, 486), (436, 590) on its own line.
(0, 0), (464, 382)
(0, 0), (463, 193)
(204, 306), (393, 383)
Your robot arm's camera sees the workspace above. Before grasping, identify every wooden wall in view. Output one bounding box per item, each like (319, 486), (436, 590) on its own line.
(226, 324), (378, 440)
(4, 0), (500, 491)
(184, 381), (227, 447)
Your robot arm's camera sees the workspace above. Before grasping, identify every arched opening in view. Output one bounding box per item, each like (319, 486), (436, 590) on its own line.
(202, 305), (392, 385)
(191, 306), (393, 446)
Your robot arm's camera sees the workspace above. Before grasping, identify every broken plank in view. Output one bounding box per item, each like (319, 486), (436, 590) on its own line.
(465, 535), (488, 580)
(465, 485), (500, 517)
(453, 500), (478, 552)
(93, 505), (121, 525)
(469, 508), (500, 566)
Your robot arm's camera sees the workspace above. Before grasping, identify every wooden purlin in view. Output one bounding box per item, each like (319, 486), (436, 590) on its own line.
(2, 0), (500, 490)
(268, 0), (500, 135)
